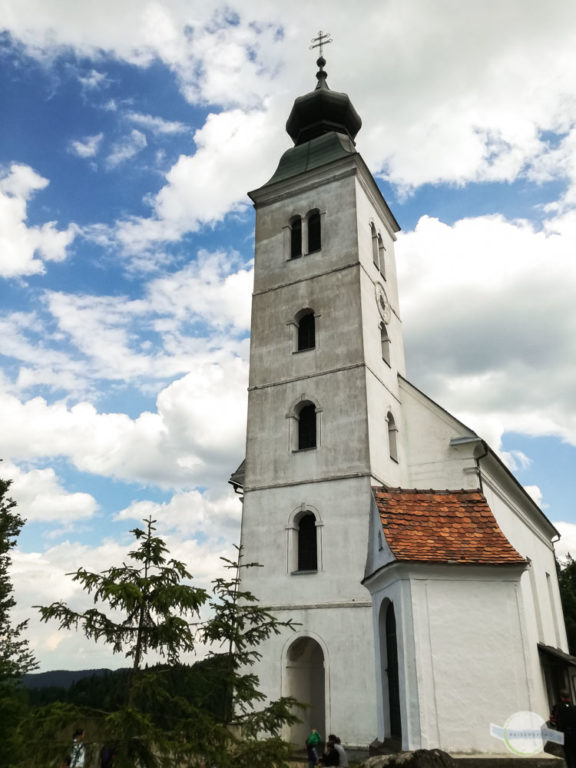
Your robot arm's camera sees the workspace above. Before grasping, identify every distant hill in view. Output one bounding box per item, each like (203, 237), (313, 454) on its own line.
(22, 668), (120, 689)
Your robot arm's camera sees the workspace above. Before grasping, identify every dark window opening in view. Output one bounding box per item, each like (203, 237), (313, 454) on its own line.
(308, 211), (321, 253)
(290, 217), (302, 259)
(371, 223), (379, 266)
(378, 234), (386, 278)
(387, 411), (398, 462)
(381, 323), (391, 366)
(298, 513), (318, 571)
(298, 404), (317, 449)
(298, 312), (315, 351)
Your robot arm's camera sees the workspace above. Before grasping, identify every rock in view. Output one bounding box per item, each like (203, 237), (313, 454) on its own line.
(362, 749), (456, 768)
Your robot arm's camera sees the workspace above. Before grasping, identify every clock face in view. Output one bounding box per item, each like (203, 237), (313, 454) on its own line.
(375, 283), (391, 323)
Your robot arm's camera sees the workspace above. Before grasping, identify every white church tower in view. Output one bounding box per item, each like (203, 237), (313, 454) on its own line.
(234, 41), (569, 755)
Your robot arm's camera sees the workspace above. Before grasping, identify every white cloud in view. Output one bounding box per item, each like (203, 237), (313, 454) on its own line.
(115, 108), (277, 252)
(0, 164), (77, 277)
(6, 2), (576, 249)
(0, 350), (248, 488)
(106, 129), (147, 168)
(1, 461), (98, 523)
(126, 111), (188, 135)
(397, 210), (576, 449)
(553, 522), (576, 562)
(523, 485), (543, 507)
(116, 487), (241, 545)
(5, 1), (576, 194)
(68, 132), (103, 158)
(0, 251), (252, 403)
(77, 69), (109, 90)
(500, 451), (532, 474)
(10, 517), (236, 670)
(148, 249), (252, 332)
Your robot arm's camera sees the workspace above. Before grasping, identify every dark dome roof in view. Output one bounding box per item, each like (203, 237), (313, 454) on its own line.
(286, 57), (362, 146)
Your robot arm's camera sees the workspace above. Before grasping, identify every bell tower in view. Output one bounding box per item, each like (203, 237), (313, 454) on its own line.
(237, 44), (406, 749)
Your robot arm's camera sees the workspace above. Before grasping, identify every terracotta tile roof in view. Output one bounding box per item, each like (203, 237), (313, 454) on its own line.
(373, 487), (526, 565)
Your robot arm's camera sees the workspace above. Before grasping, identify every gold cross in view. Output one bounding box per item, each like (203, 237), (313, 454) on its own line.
(309, 30), (333, 58)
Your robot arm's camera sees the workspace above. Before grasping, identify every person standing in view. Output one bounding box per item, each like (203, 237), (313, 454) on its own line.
(69, 729), (85, 768)
(306, 728), (322, 768)
(552, 691), (576, 768)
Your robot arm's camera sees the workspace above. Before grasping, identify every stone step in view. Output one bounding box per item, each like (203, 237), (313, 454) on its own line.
(452, 756), (564, 768)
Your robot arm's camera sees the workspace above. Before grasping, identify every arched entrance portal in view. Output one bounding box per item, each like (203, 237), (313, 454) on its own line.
(286, 636), (325, 747)
(379, 601), (401, 739)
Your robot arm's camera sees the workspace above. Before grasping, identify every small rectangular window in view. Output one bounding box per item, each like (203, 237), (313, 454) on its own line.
(298, 513), (318, 571)
(298, 404), (316, 449)
(308, 212), (321, 253)
(298, 313), (315, 351)
(291, 218), (302, 259)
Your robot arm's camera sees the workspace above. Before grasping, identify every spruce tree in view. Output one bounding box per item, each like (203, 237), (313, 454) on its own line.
(0, 477), (37, 683)
(32, 519), (299, 768)
(0, 475), (38, 768)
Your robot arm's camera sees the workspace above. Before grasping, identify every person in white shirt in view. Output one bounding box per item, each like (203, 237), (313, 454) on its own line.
(331, 735), (348, 768)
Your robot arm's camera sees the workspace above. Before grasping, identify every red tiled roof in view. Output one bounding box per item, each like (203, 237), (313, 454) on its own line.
(373, 487), (526, 565)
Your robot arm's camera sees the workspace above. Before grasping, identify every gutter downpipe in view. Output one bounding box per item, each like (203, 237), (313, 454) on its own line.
(475, 439), (489, 494)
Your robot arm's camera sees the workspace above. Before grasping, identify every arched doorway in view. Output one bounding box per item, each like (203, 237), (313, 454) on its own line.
(379, 601), (401, 739)
(286, 636), (325, 747)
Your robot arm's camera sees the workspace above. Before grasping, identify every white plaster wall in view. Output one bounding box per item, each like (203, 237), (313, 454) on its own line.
(370, 574), (420, 750)
(359, 266), (405, 387)
(354, 177), (402, 326)
(479, 471), (567, 716)
(240, 477), (374, 605)
(399, 379), (480, 489)
(248, 605), (378, 749)
(251, 164), (360, 296)
(481, 472), (566, 649)
(409, 567), (530, 753)
(239, 475), (378, 747)
(364, 369), (406, 487)
(367, 563), (535, 753)
(364, 495), (395, 580)
(245, 366), (371, 488)
(248, 262), (364, 390)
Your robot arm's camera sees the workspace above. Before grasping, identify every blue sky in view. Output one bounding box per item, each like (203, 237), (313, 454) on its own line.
(2, 0), (576, 670)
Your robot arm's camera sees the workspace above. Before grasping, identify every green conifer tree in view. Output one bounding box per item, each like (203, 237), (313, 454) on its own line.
(0, 476), (38, 768)
(30, 519), (299, 768)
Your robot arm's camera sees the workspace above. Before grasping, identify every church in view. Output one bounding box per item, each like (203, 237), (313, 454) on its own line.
(230, 46), (569, 754)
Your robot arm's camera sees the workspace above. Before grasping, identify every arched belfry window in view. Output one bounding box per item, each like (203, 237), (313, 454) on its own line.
(298, 402), (317, 450)
(308, 210), (321, 253)
(378, 234), (386, 278)
(387, 411), (398, 462)
(380, 322), (391, 366)
(297, 512), (318, 571)
(287, 505), (322, 575)
(297, 310), (315, 351)
(290, 216), (302, 259)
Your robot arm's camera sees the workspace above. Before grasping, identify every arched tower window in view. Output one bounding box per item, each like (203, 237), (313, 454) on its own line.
(380, 322), (391, 366)
(298, 402), (317, 449)
(297, 310), (316, 351)
(287, 504), (323, 575)
(387, 411), (398, 462)
(371, 222), (379, 267)
(378, 234), (386, 278)
(297, 513), (318, 571)
(307, 210), (321, 253)
(290, 216), (302, 259)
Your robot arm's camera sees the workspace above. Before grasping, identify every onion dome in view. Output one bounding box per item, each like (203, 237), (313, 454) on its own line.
(286, 56), (362, 146)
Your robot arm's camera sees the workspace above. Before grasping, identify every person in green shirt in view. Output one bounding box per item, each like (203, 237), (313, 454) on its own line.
(306, 728), (322, 768)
